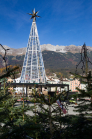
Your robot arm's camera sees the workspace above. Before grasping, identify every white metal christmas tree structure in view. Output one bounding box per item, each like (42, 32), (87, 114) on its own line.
(20, 9), (46, 83)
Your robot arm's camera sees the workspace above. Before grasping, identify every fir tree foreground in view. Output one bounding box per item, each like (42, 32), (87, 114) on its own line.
(1, 43), (92, 139)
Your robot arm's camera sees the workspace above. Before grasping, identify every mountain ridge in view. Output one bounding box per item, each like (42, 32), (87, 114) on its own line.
(0, 44), (92, 56)
(0, 50), (92, 77)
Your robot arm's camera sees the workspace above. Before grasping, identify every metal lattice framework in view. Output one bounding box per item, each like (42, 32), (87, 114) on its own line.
(20, 10), (46, 83)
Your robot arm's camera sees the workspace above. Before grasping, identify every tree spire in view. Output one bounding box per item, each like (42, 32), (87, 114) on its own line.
(27, 8), (40, 22)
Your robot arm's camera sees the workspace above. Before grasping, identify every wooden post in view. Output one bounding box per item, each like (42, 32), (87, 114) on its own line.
(23, 84), (24, 122)
(26, 85), (27, 102)
(41, 85), (42, 93)
(26, 85), (27, 97)
(23, 98), (24, 122)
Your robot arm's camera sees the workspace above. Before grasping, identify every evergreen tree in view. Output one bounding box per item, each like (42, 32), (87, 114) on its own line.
(31, 86), (68, 139)
(61, 43), (92, 139)
(0, 44), (39, 139)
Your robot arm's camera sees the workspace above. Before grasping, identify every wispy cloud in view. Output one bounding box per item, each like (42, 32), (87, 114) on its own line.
(63, 29), (76, 34)
(0, 1), (30, 30)
(51, 0), (84, 21)
(6, 11), (30, 30)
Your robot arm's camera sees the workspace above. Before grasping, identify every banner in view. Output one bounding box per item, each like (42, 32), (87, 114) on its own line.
(56, 99), (67, 114)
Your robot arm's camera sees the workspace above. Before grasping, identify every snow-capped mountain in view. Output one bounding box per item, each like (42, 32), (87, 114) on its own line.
(40, 44), (66, 53)
(0, 44), (92, 56)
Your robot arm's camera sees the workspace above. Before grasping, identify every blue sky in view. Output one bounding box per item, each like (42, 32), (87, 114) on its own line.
(0, 0), (92, 48)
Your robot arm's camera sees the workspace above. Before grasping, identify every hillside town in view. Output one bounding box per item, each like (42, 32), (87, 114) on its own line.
(7, 73), (86, 95)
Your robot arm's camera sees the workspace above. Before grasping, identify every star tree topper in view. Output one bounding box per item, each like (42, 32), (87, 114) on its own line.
(27, 8), (40, 22)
